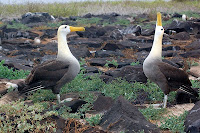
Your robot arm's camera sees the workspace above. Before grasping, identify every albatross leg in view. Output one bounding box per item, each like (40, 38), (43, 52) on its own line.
(163, 94), (168, 108)
(56, 94), (73, 104)
(57, 94), (61, 104)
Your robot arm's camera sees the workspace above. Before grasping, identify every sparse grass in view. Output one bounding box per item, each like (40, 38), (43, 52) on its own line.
(0, 1), (200, 18)
(160, 111), (188, 132)
(47, 21), (64, 28)
(179, 11), (200, 18)
(139, 106), (167, 120)
(6, 21), (30, 30)
(104, 59), (119, 68)
(86, 114), (102, 126)
(114, 18), (130, 26)
(77, 17), (102, 26)
(0, 60), (29, 79)
(130, 61), (140, 66)
(0, 101), (57, 132)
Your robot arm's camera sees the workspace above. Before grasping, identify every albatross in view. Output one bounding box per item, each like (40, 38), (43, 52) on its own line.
(18, 25), (85, 103)
(143, 12), (199, 108)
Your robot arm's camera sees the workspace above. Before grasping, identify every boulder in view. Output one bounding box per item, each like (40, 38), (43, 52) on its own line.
(184, 100), (200, 133)
(180, 49), (200, 58)
(119, 25), (141, 36)
(165, 20), (193, 33)
(141, 28), (155, 36)
(109, 65), (147, 83)
(171, 32), (190, 40)
(76, 26), (106, 38)
(172, 12), (182, 18)
(95, 50), (124, 58)
(99, 96), (160, 133)
(92, 95), (114, 113)
(83, 66), (101, 74)
(110, 29), (123, 40)
(70, 45), (91, 59)
(126, 35), (153, 43)
(21, 12), (54, 24)
(118, 40), (139, 49)
(88, 58), (108, 67)
(102, 42), (122, 51)
(185, 40), (200, 50)
(163, 45), (181, 51)
(40, 29), (57, 39)
(137, 43), (152, 52)
(162, 50), (177, 57)
(68, 38), (103, 48)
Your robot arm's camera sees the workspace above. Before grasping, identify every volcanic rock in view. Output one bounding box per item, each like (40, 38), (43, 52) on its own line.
(180, 49), (200, 58)
(165, 20), (193, 33)
(171, 32), (190, 40)
(120, 25), (141, 36)
(95, 50), (124, 57)
(92, 95), (114, 113)
(108, 65), (147, 83)
(99, 96), (160, 133)
(184, 100), (200, 133)
(185, 39), (200, 50)
(21, 12), (54, 24)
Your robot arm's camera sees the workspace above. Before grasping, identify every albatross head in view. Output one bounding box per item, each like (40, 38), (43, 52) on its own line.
(155, 12), (164, 37)
(58, 25), (85, 35)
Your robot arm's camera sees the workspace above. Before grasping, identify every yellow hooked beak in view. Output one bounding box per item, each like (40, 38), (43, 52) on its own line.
(70, 26), (85, 32)
(157, 12), (162, 26)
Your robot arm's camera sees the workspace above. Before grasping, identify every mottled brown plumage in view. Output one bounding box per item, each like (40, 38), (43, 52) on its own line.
(143, 13), (198, 108)
(18, 25), (85, 103)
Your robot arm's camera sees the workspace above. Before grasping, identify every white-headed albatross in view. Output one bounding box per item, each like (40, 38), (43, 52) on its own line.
(19, 25), (85, 103)
(143, 12), (199, 108)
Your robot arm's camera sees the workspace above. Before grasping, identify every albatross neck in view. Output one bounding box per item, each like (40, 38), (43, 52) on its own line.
(148, 31), (163, 59)
(57, 32), (73, 59)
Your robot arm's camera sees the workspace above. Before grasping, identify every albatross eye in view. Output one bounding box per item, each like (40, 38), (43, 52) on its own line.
(65, 26), (67, 28)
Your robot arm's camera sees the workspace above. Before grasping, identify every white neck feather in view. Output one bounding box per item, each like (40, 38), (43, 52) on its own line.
(57, 32), (73, 59)
(148, 28), (163, 59)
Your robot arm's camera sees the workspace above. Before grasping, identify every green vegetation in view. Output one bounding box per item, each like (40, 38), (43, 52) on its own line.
(0, 1), (200, 18)
(7, 21), (30, 30)
(179, 11), (200, 18)
(160, 111), (188, 132)
(140, 107), (188, 132)
(47, 21), (64, 28)
(0, 58), (199, 132)
(104, 59), (119, 68)
(0, 60), (29, 79)
(86, 114), (102, 126)
(77, 17), (102, 26)
(0, 101), (57, 132)
(113, 18), (130, 26)
(130, 61), (140, 66)
(139, 106), (167, 120)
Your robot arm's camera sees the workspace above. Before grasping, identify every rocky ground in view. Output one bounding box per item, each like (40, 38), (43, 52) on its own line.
(0, 12), (200, 132)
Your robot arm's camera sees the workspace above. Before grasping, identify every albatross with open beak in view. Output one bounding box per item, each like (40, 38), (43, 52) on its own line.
(19, 25), (85, 103)
(143, 12), (199, 108)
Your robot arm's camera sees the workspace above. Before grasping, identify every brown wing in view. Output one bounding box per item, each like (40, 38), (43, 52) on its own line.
(25, 60), (69, 84)
(157, 62), (192, 88)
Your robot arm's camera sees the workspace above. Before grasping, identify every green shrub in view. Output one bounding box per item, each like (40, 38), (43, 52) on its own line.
(139, 106), (167, 120)
(0, 101), (57, 132)
(160, 111), (188, 132)
(0, 60), (29, 79)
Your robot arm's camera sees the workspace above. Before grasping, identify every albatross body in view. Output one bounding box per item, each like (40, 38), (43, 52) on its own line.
(19, 25), (85, 103)
(143, 12), (199, 108)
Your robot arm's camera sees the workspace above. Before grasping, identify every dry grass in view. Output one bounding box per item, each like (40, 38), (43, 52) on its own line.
(0, 1), (200, 18)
